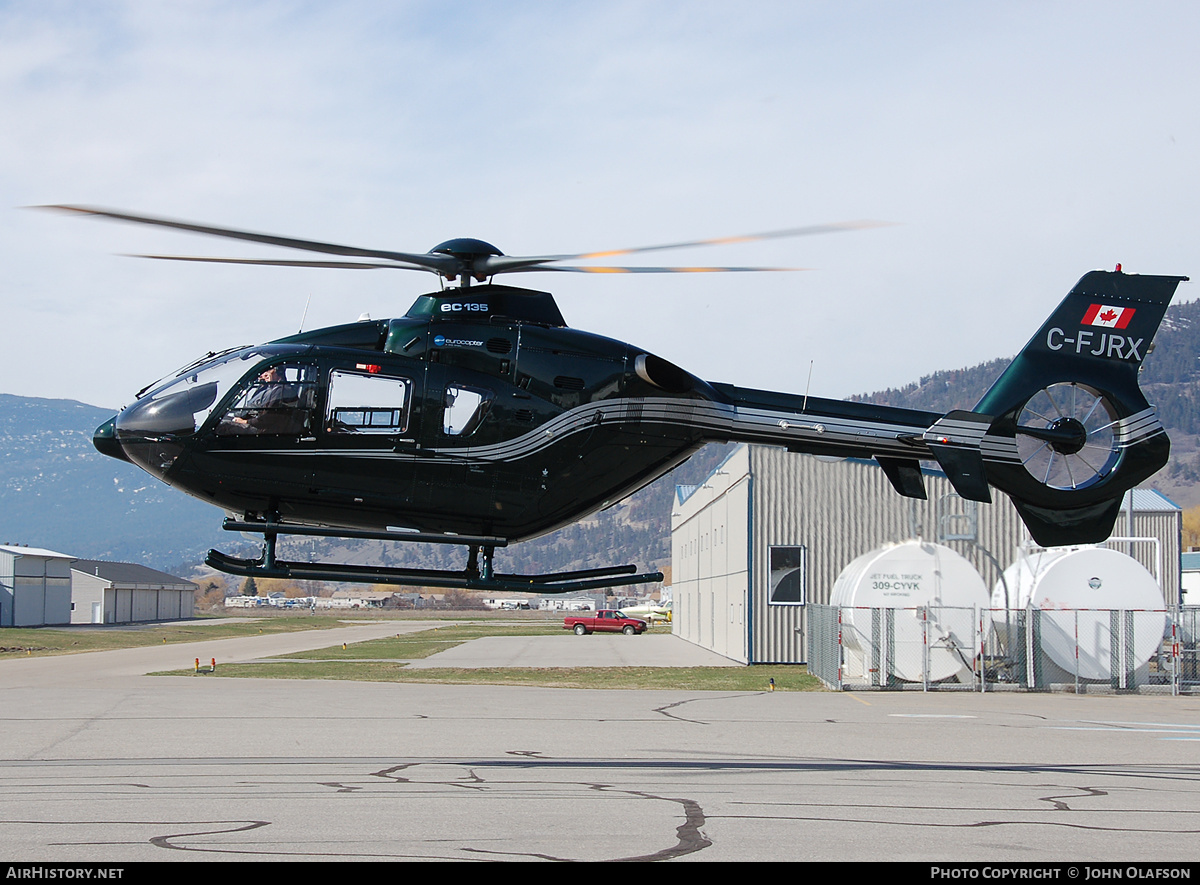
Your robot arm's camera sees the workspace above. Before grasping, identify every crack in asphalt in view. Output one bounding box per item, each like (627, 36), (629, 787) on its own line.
(609, 790), (712, 861)
(652, 692), (760, 724)
(150, 820), (271, 852)
(367, 761), (713, 861)
(1036, 784), (1108, 811)
(318, 781), (363, 792)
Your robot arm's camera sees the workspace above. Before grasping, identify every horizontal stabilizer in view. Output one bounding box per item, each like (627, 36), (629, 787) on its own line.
(923, 410), (993, 503)
(875, 456), (927, 499)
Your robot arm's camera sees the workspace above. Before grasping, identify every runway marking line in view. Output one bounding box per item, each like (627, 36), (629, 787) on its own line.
(888, 714), (977, 719)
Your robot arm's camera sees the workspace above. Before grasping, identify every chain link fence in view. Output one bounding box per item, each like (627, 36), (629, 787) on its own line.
(807, 604), (1199, 694)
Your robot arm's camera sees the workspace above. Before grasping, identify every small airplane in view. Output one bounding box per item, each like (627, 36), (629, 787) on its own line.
(619, 600), (673, 624)
(45, 205), (1187, 592)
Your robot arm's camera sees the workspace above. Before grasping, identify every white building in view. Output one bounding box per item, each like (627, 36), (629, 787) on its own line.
(70, 560), (196, 624)
(0, 545), (74, 627)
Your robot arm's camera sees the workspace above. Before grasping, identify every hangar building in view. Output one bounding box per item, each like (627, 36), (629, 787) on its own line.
(70, 560), (196, 625)
(670, 444), (1181, 664)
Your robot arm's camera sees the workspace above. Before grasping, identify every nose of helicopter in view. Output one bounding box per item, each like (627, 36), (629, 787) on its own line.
(93, 416), (131, 463)
(99, 390), (202, 478)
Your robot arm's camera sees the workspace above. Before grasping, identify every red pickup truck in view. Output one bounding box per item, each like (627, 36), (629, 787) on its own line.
(563, 609), (648, 635)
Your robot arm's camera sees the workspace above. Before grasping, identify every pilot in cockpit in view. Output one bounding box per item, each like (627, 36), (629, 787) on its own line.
(219, 366), (288, 434)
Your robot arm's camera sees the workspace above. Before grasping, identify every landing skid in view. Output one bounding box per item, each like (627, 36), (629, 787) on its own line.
(207, 519), (663, 593)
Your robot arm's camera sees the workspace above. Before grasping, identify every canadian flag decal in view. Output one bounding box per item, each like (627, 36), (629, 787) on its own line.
(1082, 303), (1136, 329)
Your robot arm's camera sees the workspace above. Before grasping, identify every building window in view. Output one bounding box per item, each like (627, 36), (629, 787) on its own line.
(768, 545), (806, 605)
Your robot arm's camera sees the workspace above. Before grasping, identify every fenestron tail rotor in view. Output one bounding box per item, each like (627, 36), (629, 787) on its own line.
(37, 204), (889, 285)
(1015, 382), (1121, 490)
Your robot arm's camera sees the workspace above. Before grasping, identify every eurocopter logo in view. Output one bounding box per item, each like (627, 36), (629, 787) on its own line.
(433, 335), (483, 348)
(1082, 303), (1136, 328)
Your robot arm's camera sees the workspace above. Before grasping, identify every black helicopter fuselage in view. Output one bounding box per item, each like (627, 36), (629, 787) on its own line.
(98, 271), (1185, 555)
(97, 283), (943, 542)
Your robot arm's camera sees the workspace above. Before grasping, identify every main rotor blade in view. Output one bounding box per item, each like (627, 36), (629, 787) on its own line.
(515, 264), (811, 274)
(540, 220), (893, 262)
(39, 204), (457, 274)
(126, 253), (435, 272)
(40, 204), (888, 281)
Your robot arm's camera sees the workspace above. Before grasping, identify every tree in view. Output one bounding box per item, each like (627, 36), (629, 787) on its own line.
(441, 589), (487, 610)
(194, 579), (227, 611)
(241, 576), (258, 597)
(1184, 506), (1200, 551)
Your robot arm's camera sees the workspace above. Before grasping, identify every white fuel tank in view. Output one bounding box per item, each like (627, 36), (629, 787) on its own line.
(831, 540), (988, 683)
(992, 546), (1166, 681)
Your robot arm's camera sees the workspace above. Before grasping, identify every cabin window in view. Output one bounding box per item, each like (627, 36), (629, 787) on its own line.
(217, 364), (319, 436)
(325, 369), (411, 435)
(443, 385), (491, 436)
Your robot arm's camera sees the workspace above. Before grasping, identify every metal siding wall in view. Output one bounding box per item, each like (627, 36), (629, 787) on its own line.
(749, 449), (1030, 664)
(1112, 510), (1181, 605)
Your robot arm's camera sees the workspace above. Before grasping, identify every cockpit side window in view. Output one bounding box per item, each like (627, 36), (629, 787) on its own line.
(216, 364), (319, 436)
(443, 385), (492, 436)
(325, 369), (411, 435)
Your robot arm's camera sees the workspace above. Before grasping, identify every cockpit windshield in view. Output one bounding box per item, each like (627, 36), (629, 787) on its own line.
(118, 347), (293, 438)
(133, 345), (249, 400)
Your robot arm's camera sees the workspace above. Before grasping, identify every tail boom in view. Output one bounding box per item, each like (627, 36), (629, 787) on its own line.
(698, 269), (1186, 546)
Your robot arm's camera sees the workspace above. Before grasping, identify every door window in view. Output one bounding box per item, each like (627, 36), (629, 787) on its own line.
(217, 364), (318, 436)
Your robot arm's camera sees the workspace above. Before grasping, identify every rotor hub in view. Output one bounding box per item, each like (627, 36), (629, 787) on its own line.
(1047, 416), (1088, 455)
(430, 238), (503, 259)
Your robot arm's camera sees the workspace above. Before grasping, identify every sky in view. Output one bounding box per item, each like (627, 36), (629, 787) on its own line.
(2, 1), (1198, 410)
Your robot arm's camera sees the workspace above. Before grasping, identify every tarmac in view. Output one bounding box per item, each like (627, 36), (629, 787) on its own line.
(2, 617), (1199, 863)
(402, 630), (740, 668)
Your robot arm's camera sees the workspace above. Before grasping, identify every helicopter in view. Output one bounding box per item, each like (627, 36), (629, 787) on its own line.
(46, 205), (1187, 593)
